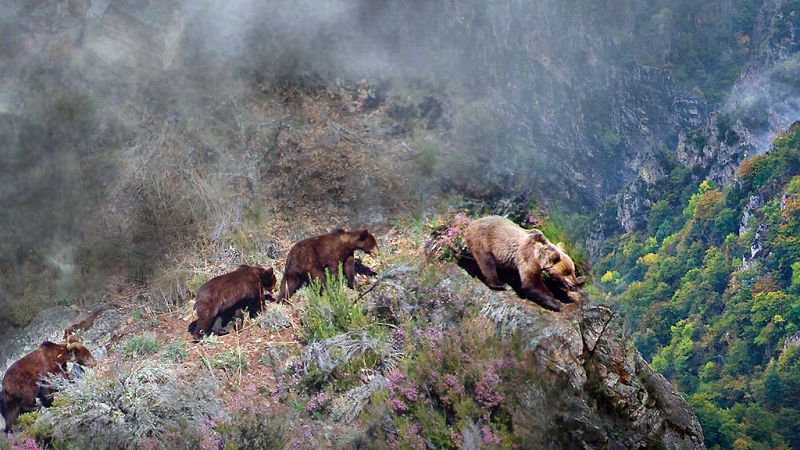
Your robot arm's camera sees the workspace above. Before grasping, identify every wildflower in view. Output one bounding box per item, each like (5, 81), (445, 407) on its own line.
(390, 398), (408, 413)
(475, 368), (503, 408)
(481, 426), (502, 446)
(387, 370), (406, 387)
(12, 438), (39, 450)
(306, 392), (332, 415)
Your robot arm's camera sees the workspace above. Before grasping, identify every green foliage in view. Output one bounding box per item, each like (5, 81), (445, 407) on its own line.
(122, 333), (160, 359)
(597, 128), (800, 448)
(414, 135), (440, 177)
(213, 352), (248, 372)
(600, 129), (622, 156)
(257, 303), (293, 331)
(300, 266), (371, 342)
(160, 341), (189, 363)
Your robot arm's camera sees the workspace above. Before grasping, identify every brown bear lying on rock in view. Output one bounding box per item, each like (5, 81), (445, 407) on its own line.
(188, 265), (277, 341)
(464, 215), (583, 312)
(278, 228), (378, 301)
(1, 339), (96, 433)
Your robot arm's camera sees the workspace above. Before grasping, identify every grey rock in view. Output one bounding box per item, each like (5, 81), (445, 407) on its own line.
(480, 294), (705, 449)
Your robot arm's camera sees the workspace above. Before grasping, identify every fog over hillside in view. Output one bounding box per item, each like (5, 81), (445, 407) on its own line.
(1, 0), (799, 326)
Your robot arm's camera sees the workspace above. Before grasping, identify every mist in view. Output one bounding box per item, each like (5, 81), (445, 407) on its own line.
(1, 0), (798, 328)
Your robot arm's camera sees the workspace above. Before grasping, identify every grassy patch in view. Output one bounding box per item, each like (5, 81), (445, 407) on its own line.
(213, 352), (248, 372)
(160, 341), (189, 363)
(122, 333), (160, 359)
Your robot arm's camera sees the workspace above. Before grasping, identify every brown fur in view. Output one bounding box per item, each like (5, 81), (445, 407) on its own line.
(464, 216), (582, 312)
(2, 340), (96, 433)
(278, 229), (378, 301)
(189, 265), (277, 341)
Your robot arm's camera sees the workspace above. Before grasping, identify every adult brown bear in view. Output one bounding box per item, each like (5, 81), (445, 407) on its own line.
(277, 229), (378, 301)
(464, 215), (583, 312)
(188, 265), (277, 341)
(1, 339), (96, 433)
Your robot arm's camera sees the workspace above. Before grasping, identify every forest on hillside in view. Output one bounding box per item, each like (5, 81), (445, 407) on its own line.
(597, 125), (800, 449)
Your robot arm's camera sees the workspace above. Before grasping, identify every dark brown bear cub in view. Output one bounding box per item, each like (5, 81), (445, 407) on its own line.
(188, 265), (277, 341)
(2, 339), (96, 433)
(278, 229), (378, 301)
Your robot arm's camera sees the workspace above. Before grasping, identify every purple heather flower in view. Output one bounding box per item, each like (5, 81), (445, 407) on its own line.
(390, 398), (408, 413)
(12, 439), (40, 450)
(481, 426), (502, 446)
(475, 368), (504, 408)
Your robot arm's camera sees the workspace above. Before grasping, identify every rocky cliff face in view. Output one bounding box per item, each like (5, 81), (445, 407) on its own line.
(481, 295), (705, 449)
(612, 0), (800, 234)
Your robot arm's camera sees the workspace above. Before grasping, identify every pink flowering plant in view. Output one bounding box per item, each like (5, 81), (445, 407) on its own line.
(365, 317), (548, 449)
(426, 212), (472, 262)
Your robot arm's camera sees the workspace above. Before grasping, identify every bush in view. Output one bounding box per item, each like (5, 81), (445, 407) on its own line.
(257, 303), (293, 331)
(361, 317), (555, 449)
(35, 361), (222, 449)
(121, 333), (160, 359)
(160, 341), (188, 363)
(300, 267), (371, 342)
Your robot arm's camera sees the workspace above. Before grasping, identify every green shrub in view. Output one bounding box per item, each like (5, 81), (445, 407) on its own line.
(261, 343), (292, 368)
(258, 303), (293, 331)
(122, 333), (160, 359)
(300, 266), (371, 342)
(160, 341), (189, 363)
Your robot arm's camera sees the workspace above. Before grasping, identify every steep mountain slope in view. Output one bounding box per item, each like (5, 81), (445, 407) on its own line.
(1, 224), (705, 449)
(597, 124), (800, 448)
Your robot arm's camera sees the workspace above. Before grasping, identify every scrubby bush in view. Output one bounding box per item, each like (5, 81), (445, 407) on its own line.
(361, 317), (555, 449)
(35, 361), (222, 450)
(257, 303), (293, 331)
(160, 341), (189, 363)
(299, 267), (372, 342)
(121, 333), (160, 359)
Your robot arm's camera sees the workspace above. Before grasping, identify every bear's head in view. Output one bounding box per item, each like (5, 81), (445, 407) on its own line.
(352, 229), (378, 255)
(257, 267), (277, 292)
(527, 230), (583, 295)
(66, 338), (97, 368)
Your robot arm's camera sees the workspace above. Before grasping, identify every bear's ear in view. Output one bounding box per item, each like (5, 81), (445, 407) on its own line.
(549, 250), (561, 265)
(528, 229), (547, 243)
(358, 229), (370, 241)
(556, 242), (566, 251)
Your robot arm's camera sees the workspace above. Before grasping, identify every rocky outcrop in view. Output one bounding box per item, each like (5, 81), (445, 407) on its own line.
(481, 296), (705, 449)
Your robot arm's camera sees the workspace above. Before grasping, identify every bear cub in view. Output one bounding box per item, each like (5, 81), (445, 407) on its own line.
(188, 265), (277, 341)
(278, 228), (378, 301)
(464, 215), (583, 312)
(1, 339), (96, 433)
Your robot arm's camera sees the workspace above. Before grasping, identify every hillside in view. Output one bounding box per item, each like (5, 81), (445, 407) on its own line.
(1, 220), (705, 449)
(2, 1), (800, 449)
(597, 123), (800, 449)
